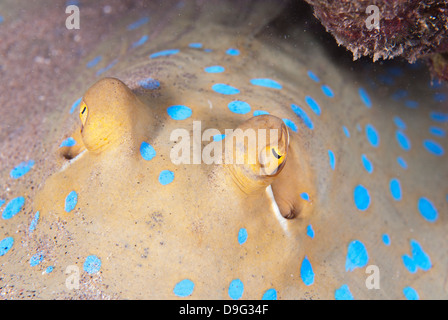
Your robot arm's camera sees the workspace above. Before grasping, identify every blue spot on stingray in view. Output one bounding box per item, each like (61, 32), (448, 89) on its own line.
(300, 193), (310, 201)
(405, 100), (418, 108)
(213, 134), (226, 142)
(228, 279), (244, 300)
(396, 130), (411, 151)
(359, 87), (372, 108)
(29, 211), (40, 233)
(253, 110), (269, 116)
(30, 252), (44, 267)
(226, 48), (240, 56)
(64, 191), (78, 213)
(397, 156), (408, 169)
(262, 288), (277, 300)
(354, 185), (370, 211)
(83, 255), (102, 274)
(305, 96), (321, 116)
(188, 42), (202, 48)
(391, 89), (408, 101)
(167, 105), (192, 120)
(60, 137), (77, 148)
(96, 59), (118, 76)
(382, 234), (391, 246)
(434, 93), (447, 102)
(300, 256), (314, 286)
(390, 178), (402, 201)
(328, 150), (335, 170)
(238, 228), (248, 245)
(10, 160), (35, 179)
(149, 49), (179, 59)
(204, 65), (225, 73)
(0, 199), (4, 208)
(307, 70), (320, 82)
(393, 116), (406, 130)
(250, 78), (282, 89)
(127, 16), (149, 30)
(86, 56), (102, 69)
(174, 279), (195, 297)
(131, 35), (148, 48)
(361, 154), (373, 174)
(429, 126), (445, 137)
(403, 287), (419, 300)
(366, 124), (379, 147)
(321, 85), (334, 98)
(45, 266), (54, 274)
(346, 240), (369, 271)
(204, 48), (213, 53)
(140, 142), (156, 161)
(335, 284), (354, 300)
(212, 83), (240, 95)
(283, 119), (298, 133)
(0, 237), (14, 257)
(2, 197), (25, 220)
(418, 197), (438, 222)
(70, 97), (82, 114)
(159, 170), (174, 185)
(402, 239), (432, 273)
(306, 225), (314, 239)
(430, 111), (448, 123)
(138, 78), (160, 90)
(423, 139), (444, 156)
(228, 100), (251, 114)
(291, 104), (313, 130)
(343, 126), (350, 138)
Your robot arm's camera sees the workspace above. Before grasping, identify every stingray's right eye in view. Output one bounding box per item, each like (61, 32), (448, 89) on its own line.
(79, 101), (88, 126)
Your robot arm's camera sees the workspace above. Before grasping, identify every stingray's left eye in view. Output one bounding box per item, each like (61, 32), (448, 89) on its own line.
(79, 101), (88, 126)
(272, 147), (283, 159)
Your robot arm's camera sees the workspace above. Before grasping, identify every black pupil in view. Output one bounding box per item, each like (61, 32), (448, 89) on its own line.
(81, 107), (86, 114)
(272, 148), (281, 159)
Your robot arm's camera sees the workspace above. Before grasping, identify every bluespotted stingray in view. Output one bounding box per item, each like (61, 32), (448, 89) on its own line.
(0, 0), (447, 300)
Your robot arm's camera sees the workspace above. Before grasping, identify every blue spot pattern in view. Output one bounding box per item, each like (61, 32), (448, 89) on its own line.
(70, 97), (82, 114)
(228, 279), (244, 300)
(226, 48), (240, 56)
(131, 35), (148, 48)
(65, 191), (78, 213)
(204, 65), (225, 73)
(283, 119), (298, 133)
(174, 279), (195, 297)
(140, 142), (156, 161)
(83, 255), (102, 274)
(305, 96), (321, 116)
(300, 193), (310, 201)
(306, 225), (314, 239)
(359, 87), (372, 108)
(228, 100), (251, 114)
(429, 126), (445, 137)
(262, 288), (277, 300)
(30, 252), (44, 267)
(335, 284), (354, 300)
(60, 137), (77, 148)
(188, 42), (202, 48)
(149, 49), (179, 59)
(397, 156), (408, 169)
(250, 78), (282, 90)
(345, 240), (369, 271)
(167, 105), (192, 120)
(238, 228), (248, 245)
(423, 139), (444, 156)
(253, 110), (269, 116)
(0, 237), (14, 256)
(328, 150), (335, 170)
(10, 160), (35, 179)
(361, 154), (373, 174)
(418, 197), (438, 222)
(307, 70), (320, 82)
(390, 178), (402, 201)
(127, 16), (149, 30)
(382, 234), (391, 246)
(321, 85), (334, 98)
(402, 240), (431, 273)
(366, 124), (379, 147)
(354, 185), (370, 211)
(159, 170), (174, 185)
(291, 104), (313, 130)
(86, 56), (102, 68)
(2, 197), (25, 220)
(96, 59), (118, 76)
(403, 287), (419, 300)
(300, 256), (314, 286)
(212, 83), (240, 95)
(138, 78), (160, 90)
(395, 130), (411, 151)
(29, 211), (40, 233)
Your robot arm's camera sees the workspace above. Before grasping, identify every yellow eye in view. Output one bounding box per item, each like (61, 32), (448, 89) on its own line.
(271, 146), (285, 165)
(79, 101), (88, 126)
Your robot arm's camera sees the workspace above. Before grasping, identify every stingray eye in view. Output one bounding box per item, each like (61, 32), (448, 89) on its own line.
(79, 101), (88, 126)
(259, 144), (286, 176)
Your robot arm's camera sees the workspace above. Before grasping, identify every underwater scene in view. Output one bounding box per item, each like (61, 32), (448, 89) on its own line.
(0, 0), (447, 301)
